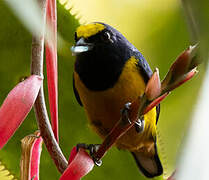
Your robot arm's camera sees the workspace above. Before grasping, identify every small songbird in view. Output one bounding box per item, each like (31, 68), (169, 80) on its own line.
(71, 22), (163, 178)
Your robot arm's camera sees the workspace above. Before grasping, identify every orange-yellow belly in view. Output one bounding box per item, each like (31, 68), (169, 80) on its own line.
(74, 57), (157, 152)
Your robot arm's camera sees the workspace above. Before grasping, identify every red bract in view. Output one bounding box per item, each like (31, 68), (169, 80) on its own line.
(20, 131), (43, 180)
(167, 68), (198, 92)
(162, 45), (198, 90)
(145, 68), (161, 100)
(46, 0), (59, 142)
(30, 133), (43, 180)
(60, 147), (94, 180)
(0, 75), (42, 149)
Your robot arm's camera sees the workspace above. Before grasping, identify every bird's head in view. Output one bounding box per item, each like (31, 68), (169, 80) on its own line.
(71, 22), (132, 61)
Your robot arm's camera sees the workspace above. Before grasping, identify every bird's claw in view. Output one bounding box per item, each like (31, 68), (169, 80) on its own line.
(121, 102), (145, 133)
(135, 118), (144, 133)
(76, 143), (102, 166)
(121, 102), (132, 124)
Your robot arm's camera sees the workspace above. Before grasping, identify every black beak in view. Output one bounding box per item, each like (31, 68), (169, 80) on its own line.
(71, 37), (93, 56)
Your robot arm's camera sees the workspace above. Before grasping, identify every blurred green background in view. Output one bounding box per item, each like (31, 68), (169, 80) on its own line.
(0, 0), (206, 180)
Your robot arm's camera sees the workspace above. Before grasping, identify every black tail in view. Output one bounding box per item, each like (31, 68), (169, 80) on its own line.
(131, 144), (163, 178)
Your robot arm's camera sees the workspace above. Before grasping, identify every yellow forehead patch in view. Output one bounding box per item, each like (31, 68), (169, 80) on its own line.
(76, 23), (105, 39)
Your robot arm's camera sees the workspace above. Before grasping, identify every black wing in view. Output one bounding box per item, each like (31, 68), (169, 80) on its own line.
(132, 50), (153, 82)
(73, 76), (83, 106)
(156, 104), (160, 124)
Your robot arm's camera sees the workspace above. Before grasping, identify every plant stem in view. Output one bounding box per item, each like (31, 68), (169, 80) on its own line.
(33, 88), (68, 173)
(31, 0), (68, 173)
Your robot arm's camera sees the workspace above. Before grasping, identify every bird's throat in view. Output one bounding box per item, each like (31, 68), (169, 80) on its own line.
(74, 53), (124, 91)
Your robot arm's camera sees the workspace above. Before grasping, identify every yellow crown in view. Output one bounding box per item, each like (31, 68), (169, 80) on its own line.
(76, 23), (105, 39)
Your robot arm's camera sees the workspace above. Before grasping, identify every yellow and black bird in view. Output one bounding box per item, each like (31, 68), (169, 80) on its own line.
(71, 22), (163, 178)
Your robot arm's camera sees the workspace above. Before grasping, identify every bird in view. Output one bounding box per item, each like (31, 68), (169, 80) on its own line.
(71, 22), (163, 178)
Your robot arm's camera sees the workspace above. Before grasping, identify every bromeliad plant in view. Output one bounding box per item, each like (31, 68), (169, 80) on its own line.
(0, 0), (200, 179)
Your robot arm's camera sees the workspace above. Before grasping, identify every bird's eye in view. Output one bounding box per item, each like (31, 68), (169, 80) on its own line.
(101, 31), (112, 43)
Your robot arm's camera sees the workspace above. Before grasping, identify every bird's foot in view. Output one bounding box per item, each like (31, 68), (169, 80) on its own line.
(121, 102), (144, 133)
(135, 118), (144, 133)
(121, 102), (132, 124)
(76, 143), (102, 166)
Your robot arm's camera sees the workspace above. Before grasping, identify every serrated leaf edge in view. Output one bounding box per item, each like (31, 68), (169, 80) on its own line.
(0, 161), (18, 180)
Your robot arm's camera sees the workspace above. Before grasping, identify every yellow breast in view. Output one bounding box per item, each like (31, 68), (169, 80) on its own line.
(74, 57), (157, 151)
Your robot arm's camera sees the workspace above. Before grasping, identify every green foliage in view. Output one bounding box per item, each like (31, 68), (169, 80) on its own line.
(0, 1), (32, 177)
(0, 1), (204, 180)
(0, 1), (78, 179)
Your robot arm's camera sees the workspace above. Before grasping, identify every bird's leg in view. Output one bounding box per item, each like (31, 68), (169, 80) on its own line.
(77, 101), (142, 166)
(76, 143), (102, 166)
(76, 102), (134, 166)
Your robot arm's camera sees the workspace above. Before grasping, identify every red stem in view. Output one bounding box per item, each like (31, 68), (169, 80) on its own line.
(143, 92), (169, 114)
(45, 0), (59, 142)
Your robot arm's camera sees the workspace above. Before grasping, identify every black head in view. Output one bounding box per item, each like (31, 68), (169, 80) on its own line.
(72, 22), (143, 91)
